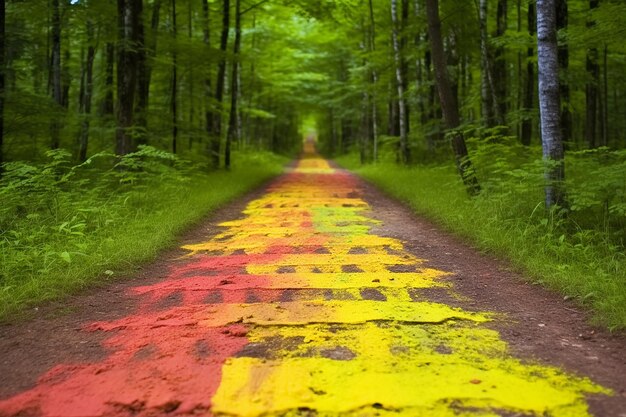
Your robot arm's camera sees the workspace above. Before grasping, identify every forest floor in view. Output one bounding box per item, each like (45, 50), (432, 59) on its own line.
(0, 143), (625, 417)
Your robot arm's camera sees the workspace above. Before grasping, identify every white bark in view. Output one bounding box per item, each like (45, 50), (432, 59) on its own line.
(537, 0), (565, 208)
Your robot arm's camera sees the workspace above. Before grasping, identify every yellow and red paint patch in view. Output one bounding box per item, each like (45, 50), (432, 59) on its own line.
(0, 144), (610, 416)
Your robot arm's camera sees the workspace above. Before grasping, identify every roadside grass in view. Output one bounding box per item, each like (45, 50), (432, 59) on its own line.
(336, 151), (626, 331)
(0, 148), (287, 321)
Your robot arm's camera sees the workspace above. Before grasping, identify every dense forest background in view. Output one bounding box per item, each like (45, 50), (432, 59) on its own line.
(0, 0), (625, 328)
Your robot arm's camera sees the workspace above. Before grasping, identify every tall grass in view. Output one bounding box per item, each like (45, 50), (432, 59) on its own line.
(336, 143), (626, 331)
(0, 147), (287, 320)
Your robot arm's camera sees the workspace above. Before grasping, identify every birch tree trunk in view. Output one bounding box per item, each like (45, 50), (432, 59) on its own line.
(391, 0), (409, 164)
(537, 0), (566, 209)
(425, 0), (480, 195)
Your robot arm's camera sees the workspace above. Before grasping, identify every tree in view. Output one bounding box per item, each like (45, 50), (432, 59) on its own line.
(585, 0), (599, 148)
(537, 0), (565, 209)
(50, 0), (63, 149)
(0, 0), (4, 173)
(478, 0), (501, 127)
(210, 0), (230, 169)
(425, 0), (480, 195)
(135, 0), (162, 145)
(77, 16), (96, 162)
(226, 0), (242, 170)
(521, 0), (535, 146)
(493, 0), (508, 120)
(391, 0), (409, 164)
(556, 0), (571, 145)
(170, 0), (178, 154)
(116, 0), (143, 156)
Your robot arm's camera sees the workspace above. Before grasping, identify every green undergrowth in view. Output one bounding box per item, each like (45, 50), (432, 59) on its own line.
(0, 147), (287, 321)
(336, 148), (626, 331)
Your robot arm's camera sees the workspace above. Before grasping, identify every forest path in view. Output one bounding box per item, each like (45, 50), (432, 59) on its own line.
(1, 143), (625, 417)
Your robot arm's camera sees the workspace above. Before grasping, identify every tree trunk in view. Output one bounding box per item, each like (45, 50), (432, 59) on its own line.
(101, 42), (115, 118)
(369, 0), (378, 162)
(226, 0), (241, 169)
(401, 0), (410, 139)
(77, 20), (95, 162)
(116, 0), (142, 156)
(494, 0), (508, 119)
(521, 1), (535, 146)
(478, 0), (502, 127)
(202, 0), (216, 165)
(585, 0), (599, 148)
(135, 0), (161, 145)
(425, 0), (480, 194)
(171, 0), (178, 154)
(0, 0), (4, 173)
(537, 0), (566, 209)
(556, 0), (571, 145)
(50, 0), (62, 149)
(602, 44), (608, 146)
(187, 0), (194, 150)
(391, 0), (409, 164)
(211, 0), (230, 168)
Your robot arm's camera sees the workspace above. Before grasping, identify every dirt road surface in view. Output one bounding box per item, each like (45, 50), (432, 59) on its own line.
(1, 143), (625, 416)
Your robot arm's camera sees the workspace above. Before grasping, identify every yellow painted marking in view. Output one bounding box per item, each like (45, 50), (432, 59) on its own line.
(178, 148), (610, 415)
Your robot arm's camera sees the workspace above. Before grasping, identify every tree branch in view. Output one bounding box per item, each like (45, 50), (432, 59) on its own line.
(240, 0), (270, 16)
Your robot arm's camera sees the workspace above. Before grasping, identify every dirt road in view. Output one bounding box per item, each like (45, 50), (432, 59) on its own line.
(1, 144), (624, 416)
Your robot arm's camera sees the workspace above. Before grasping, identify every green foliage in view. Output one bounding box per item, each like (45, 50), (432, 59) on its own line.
(336, 148), (626, 331)
(0, 148), (286, 321)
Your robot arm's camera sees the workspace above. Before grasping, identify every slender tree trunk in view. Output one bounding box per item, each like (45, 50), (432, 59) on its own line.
(537, 0), (566, 209)
(391, 0), (409, 164)
(101, 42), (115, 117)
(602, 44), (608, 146)
(426, 0), (480, 194)
(171, 0), (178, 154)
(585, 0), (599, 148)
(225, 0), (241, 169)
(135, 0), (161, 145)
(77, 20), (95, 162)
(202, 0), (216, 165)
(478, 0), (502, 127)
(494, 0), (508, 119)
(401, 0), (410, 139)
(556, 0), (571, 144)
(516, 0), (522, 138)
(212, 0), (230, 168)
(0, 0), (4, 172)
(187, 0), (194, 150)
(521, 1), (535, 145)
(50, 0), (62, 149)
(116, 0), (142, 156)
(369, 0), (378, 162)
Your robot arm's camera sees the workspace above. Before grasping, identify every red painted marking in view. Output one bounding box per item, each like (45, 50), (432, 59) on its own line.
(0, 324), (248, 416)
